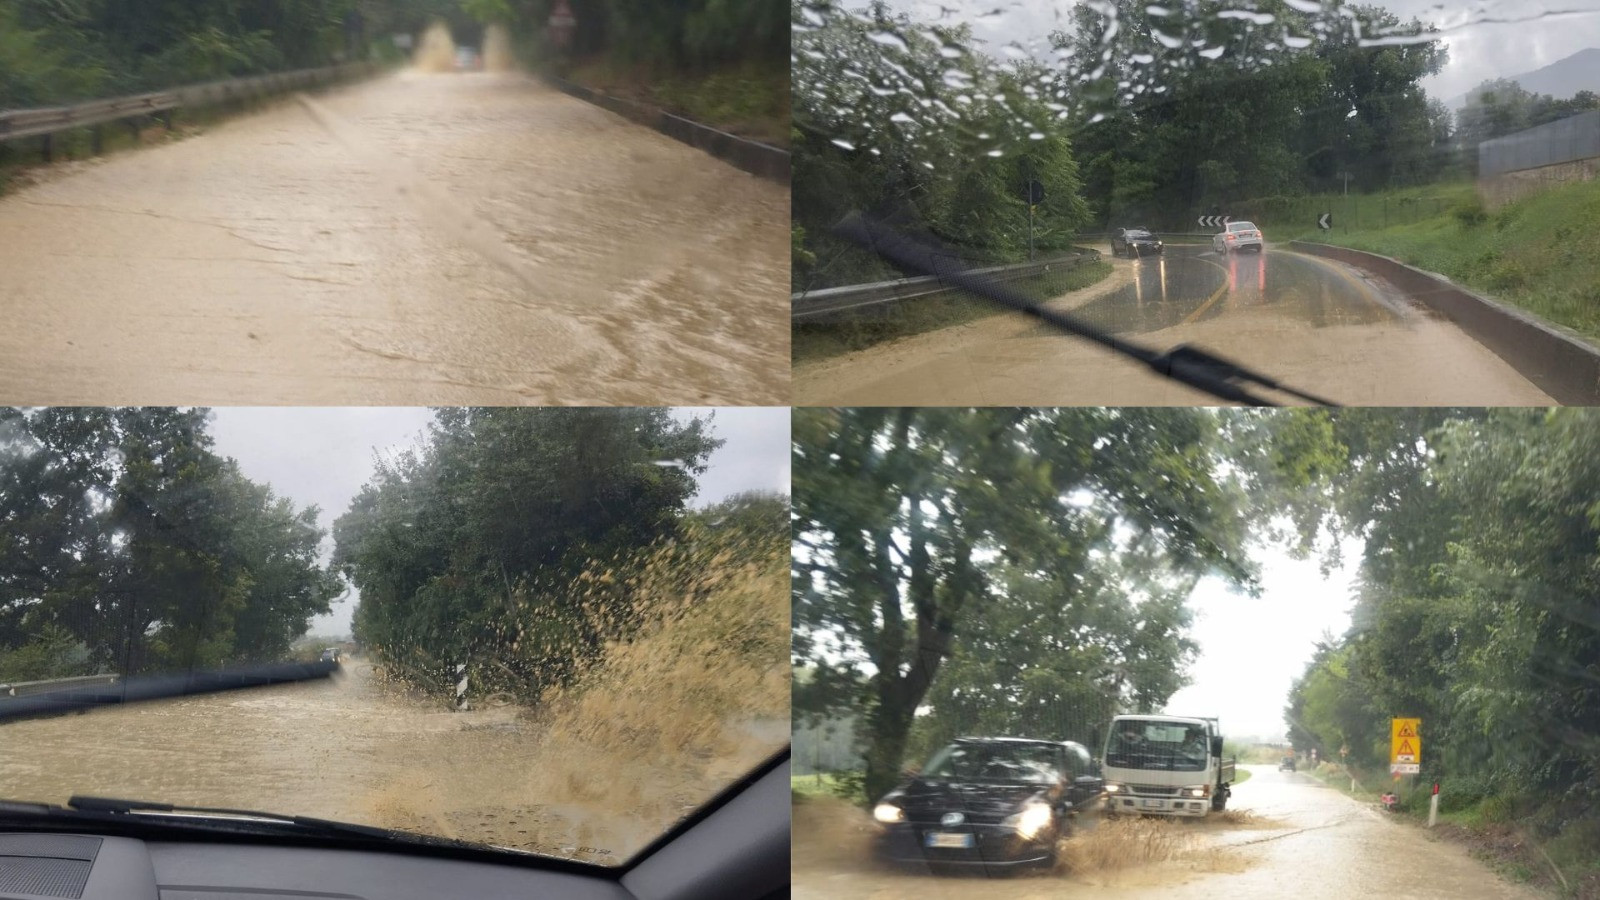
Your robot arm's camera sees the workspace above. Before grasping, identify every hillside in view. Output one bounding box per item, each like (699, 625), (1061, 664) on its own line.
(1451, 46), (1600, 107)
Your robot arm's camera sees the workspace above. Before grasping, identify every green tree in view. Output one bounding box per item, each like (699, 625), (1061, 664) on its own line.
(792, 407), (1261, 801)
(333, 407), (723, 699)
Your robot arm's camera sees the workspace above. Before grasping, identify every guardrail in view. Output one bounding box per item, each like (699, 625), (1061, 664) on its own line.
(0, 660), (338, 722)
(792, 251), (1096, 323)
(0, 673), (119, 697)
(0, 62), (380, 160)
(543, 76), (788, 183)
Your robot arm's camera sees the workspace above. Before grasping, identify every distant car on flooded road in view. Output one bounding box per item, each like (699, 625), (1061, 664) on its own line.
(871, 737), (1103, 873)
(320, 648), (340, 663)
(455, 47), (480, 71)
(1111, 227), (1164, 258)
(1213, 220), (1264, 254)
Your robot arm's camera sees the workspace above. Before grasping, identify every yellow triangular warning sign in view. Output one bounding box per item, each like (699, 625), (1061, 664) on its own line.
(1399, 724), (1417, 738)
(1398, 739), (1415, 755)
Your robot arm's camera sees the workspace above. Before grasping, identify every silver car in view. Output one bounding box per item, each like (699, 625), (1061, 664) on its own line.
(1213, 220), (1264, 254)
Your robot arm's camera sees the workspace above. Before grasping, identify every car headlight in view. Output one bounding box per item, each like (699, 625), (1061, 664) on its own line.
(1002, 802), (1054, 840)
(1185, 785), (1211, 798)
(873, 803), (905, 824)
(1104, 782), (1122, 793)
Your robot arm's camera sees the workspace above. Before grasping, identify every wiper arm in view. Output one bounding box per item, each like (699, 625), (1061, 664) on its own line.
(67, 795), (404, 841)
(832, 213), (1341, 407)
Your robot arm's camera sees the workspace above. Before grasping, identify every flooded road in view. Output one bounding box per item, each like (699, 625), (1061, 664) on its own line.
(794, 246), (1554, 405)
(0, 70), (788, 406)
(0, 659), (775, 865)
(792, 765), (1544, 900)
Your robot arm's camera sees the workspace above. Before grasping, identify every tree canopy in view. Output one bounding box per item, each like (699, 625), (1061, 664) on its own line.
(1284, 409), (1600, 833)
(0, 407), (339, 679)
(792, 0), (1465, 280)
(792, 407), (1276, 800)
(332, 407), (723, 699)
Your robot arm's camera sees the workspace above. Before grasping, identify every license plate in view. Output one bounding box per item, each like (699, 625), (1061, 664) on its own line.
(926, 832), (974, 849)
(1142, 799), (1165, 809)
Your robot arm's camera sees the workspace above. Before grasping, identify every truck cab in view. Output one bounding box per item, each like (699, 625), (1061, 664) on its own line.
(1100, 714), (1235, 817)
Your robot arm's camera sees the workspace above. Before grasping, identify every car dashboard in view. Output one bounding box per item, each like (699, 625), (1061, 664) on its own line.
(0, 757), (789, 900)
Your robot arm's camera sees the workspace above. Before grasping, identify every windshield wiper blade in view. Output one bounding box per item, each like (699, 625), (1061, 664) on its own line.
(54, 795), (507, 854)
(832, 213), (1342, 407)
(66, 795), (407, 841)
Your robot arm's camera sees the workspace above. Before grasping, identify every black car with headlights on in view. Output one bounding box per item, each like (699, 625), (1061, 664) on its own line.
(1111, 227), (1164, 258)
(872, 737), (1103, 872)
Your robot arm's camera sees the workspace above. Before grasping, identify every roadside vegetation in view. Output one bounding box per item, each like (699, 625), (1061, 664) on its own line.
(1284, 409), (1600, 898)
(792, 259), (1113, 365)
(460, 0), (787, 145)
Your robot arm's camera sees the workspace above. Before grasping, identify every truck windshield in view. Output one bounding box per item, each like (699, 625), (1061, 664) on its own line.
(1105, 721), (1209, 772)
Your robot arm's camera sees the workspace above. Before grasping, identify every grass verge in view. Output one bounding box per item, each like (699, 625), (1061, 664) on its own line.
(561, 57), (788, 147)
(792, 259), (1115, 365)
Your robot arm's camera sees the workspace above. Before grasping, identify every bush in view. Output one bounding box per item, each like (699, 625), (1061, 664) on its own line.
(1452, 197), (1489, 227)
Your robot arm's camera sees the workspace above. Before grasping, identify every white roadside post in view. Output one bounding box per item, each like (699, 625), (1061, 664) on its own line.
(1429, 781), (1439, 827)
(455, 662), (470, 711)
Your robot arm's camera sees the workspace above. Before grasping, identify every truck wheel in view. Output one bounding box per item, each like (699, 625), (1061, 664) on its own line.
(1211, 792), (1228, 813)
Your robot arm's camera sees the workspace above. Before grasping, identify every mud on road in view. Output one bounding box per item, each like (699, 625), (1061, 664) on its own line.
(0, 661), (775, 866)
(794, 246), (1555, 406)
(793, 765), (1546, 900)
(0, 69), (788, 406)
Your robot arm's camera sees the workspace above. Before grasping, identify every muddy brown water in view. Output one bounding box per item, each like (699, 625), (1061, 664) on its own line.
(792, 765), (1546, 899)
(0, 661), (776, 865)
(0, 68), (788, 406)
(794, 246), (1555, 406)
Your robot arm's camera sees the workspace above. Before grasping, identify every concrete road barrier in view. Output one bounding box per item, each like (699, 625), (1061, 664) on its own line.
(1289, 240), (1600, 405)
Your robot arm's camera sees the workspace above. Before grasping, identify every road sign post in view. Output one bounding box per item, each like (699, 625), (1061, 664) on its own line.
(1023, 180), (1044, 262)
(1390, 717), (1421, 774)
(1429, 781), (1439, 827)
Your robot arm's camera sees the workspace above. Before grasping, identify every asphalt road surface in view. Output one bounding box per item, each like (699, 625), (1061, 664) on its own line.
(794, 245), (1556, 405)
(792, 764), (1545, 900)
(0, 70), (787, 406)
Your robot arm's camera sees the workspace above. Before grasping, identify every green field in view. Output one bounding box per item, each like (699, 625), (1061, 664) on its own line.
(1244, 179), (1600, 345)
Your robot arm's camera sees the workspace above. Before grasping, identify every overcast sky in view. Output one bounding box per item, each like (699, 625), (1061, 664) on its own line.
(1162, 543), (1362, 742)
(207, 407), (789, 638)
(878, 0), (1600, 107)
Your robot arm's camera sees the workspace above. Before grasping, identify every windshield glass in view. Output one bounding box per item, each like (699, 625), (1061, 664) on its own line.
(793, 406), (1600, 896)
(921, 743), (1063, 783)
(0, 406), (789, 867)
(791, 1), (1569, 407)
(1105, 720), (1209, 772)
